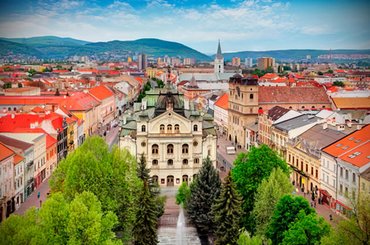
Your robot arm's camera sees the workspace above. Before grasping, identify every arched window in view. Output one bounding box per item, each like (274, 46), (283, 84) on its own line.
(167, 124), (172, 132)
(167, 159), (173, 165)
(141, 125), (146, 132)
(152, 144), (159, 154)
(175, 124), (180, 133)
(193, 124), (198, 131)
(167, 144), (174, 154)
(160, 124), (165, 133)
(183, 159), (188, 165)
(152, 159), (158, 165)
(250, 94), (254, 100)
(182, 144), (189, 154)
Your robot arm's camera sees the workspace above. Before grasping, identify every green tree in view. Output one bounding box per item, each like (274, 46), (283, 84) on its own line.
(327, 69), (334, 74)
(333, 81), (345, 87)
(38, 193), (69, 244)
(231, 145), (289, 231)
(67, 191), (119, 244)
(0, 208), (43, 245)
(136, 153), (164, 219)
(238, 231), (271, 245)
(176, 182), (191, 207)
(212, 172), (243, 245)
(187, 156), (221, 236)
(321, 193), (370, 245)
(281, 212), (330, 245)
(267, 195), (314, 245)
(0, 192), (120, 245)
(317, 71), (323, 75)
(252, 168), (293, 236)
(132, 182), (158, 245)
(49, 137), (141, 242)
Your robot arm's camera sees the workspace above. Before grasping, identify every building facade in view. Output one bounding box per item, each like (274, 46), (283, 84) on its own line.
(120, 84), (217, 187)
(228, 74), (259, 148)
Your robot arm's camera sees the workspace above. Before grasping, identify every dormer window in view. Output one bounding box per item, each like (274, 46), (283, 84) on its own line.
(141, 125), (146, 132)
(193, 124), (198, 131)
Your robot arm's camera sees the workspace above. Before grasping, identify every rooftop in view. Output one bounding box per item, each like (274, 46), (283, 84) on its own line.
(214, 93), (228, 110)
(268, 106), (290, 121)
(274, 114), (319, 132)
(0, 134), (33, 151)
(323, 125), (370, 160)
(259, 86), (330, 104)
(0, 142), (15, 161)
(338, 141), (370, 168)
(89, 85), (115, 101)
(332, 97), (370, 110)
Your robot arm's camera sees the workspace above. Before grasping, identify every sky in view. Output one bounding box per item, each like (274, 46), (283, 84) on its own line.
(0, 0), (369, 53)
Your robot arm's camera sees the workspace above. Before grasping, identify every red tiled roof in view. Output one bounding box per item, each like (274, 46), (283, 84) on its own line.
(63, 92), (101, 111)
(0, 142), (15, 161)
(323, 125), (370, 166)
(89, 85), (115, 101)
(14, 154), (24, 165)
(214, 93), (228, 110)
(46, 134), (57, 148)
(339, 141), (370, 168)
(0, 113), (64, 132)
(259, 86), (331, 104)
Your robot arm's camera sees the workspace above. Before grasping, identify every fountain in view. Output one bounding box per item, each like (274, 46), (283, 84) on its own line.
(176, 206), (186, 245)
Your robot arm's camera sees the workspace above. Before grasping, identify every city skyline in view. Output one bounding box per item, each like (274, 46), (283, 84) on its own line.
(0, 0), (369, 53)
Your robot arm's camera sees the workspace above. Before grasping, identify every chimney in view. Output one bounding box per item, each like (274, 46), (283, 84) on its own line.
(322, 123), (328, 130)
(347, 122), (352, 128)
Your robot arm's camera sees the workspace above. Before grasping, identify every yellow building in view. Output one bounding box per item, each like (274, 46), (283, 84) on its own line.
(228, 74), (259, 148)
(287, 124), (347, 194)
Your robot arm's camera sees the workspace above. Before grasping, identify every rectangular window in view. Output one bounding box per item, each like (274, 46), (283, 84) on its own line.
(353, 173), (356, 183)
(339, 184), (343, 194)
(340, 167), (343, 177)
(306, 164), (308, 172)
(345, 170), (349, 180)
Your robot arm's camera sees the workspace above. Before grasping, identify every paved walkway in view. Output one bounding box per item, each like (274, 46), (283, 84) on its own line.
(15, 178), (50, 215)
(158, 187), (200, 245)
(294, 188), (343, 226)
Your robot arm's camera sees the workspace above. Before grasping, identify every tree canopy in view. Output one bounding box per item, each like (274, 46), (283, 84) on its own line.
(187, 156), (221, 235)
(231, 145), (289, 230)
(212, 172), (243, 245)
(49, 136), (141, 242)
(0, 191), (120, 245)
(252, 168), (293, 236)
(267, 195), (314, 245)
(281, 213), (330, 245)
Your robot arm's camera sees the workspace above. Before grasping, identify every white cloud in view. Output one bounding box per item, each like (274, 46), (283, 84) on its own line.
(2, 0), (364, 52)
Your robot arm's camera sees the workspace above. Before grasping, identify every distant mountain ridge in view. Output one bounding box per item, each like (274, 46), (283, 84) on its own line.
(0, 36), (211, 61)
(221, 49), (370, 61)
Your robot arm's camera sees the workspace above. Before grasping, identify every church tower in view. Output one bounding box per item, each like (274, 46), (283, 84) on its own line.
(214, 40), (224, 74)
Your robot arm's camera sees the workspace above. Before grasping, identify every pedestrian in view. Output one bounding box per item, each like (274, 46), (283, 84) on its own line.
(314, 201), (316, 208)
(329, 214), (333, 221)
(40, 200), (42, 207)
(37, 191), (40, 199)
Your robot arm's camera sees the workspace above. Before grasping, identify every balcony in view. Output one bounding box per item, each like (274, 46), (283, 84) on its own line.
(27, 177), (34, 185)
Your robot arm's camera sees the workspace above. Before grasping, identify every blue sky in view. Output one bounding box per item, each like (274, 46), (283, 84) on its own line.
(0, 0), (369, 53)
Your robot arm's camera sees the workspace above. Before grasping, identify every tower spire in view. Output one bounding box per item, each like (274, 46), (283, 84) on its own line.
(216, 39), (223, 59)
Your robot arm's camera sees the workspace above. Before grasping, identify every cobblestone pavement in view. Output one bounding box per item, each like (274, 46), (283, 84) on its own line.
(158, 187), (200, 245)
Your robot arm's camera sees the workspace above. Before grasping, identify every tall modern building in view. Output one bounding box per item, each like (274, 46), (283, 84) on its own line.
(245, 58), (253, 68)
(257, 57), (275, 70)
(138, 53), (148, 71)
(214, 40), (224, 74)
